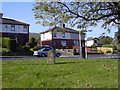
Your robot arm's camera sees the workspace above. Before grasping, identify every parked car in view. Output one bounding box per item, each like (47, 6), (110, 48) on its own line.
(33, 47), (61, 57)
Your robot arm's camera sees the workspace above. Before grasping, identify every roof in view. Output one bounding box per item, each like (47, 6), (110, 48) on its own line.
(86, 38), (98, 41)
(2, 18), (30, 25)
(29, 33), (40, 38)
(42, 26), (79, 33)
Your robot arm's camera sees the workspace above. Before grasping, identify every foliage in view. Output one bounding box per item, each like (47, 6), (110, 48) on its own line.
(25, 37), (37, 48)
(7, 39), (17, 52)
(33, 2), (120, 31)
(102, 45), (117, 50)
(2, 37), (10, 48)
(98, 36), (113, 45)
(91, 44), (102, 48)
(16, 45), (30, 52)
(2, 58), (118, 88)
(33, 46), (41, 51)
(105, 51), (112, 54)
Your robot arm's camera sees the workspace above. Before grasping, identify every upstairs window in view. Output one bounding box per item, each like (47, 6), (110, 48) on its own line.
(23, 25), (28, 32)
(11, 25), (15, 31)
(62, 33), (65, 38)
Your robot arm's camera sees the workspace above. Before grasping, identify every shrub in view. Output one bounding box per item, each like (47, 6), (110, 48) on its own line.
(102, 45), (117, 50)
(7, 39), (17, 52)
(16, 45), (24, 52)
(25, 37), (37, 48)
(2, 37), (10, 48)
(33, 46), (41, 51)
(91, 44), (102, 48)
(106, 51), (112, 53)
(22, 46), (30, 52)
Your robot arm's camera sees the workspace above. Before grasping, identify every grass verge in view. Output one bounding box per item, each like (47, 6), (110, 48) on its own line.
(2, 58), (118, 88)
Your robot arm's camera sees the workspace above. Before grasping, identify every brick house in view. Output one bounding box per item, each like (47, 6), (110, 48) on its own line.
(0, 13), (30, 46)
(40, 24), (80, 49)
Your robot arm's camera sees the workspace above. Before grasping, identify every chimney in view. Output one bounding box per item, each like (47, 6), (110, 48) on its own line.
(61, 24), (65, 28)
(0, 13), (3, 19)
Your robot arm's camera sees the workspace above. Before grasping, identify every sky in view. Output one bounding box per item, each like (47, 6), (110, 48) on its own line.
(1, 2), (118, 38)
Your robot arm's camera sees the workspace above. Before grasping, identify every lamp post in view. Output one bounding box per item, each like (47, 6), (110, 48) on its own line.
(79, 29), (92, 58)
(79, 30), (86, 58)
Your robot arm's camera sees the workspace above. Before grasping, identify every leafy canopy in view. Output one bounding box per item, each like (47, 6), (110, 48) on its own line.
(32, 2), (120, 31)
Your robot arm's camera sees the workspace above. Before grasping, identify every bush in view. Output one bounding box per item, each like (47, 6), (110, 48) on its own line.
(91, 44), (102, 48)
(102, 45), (117, 50)
(16, 45), (24, 52)
(22, 46), (30, 52)
(33, 46), (41, 51)
(25, 37), (37, 48)
(7, 39), (17, 52)
(106, 51), (112, 54)
(2, 37), (10, 48)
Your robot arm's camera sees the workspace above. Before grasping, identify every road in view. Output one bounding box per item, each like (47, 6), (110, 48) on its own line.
(1, 54), (120, 61)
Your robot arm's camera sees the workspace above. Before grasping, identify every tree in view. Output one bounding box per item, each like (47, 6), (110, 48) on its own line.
(114, 27), (120, 50)
(32, 2), (120, 31)
(26, 37), (37, 48)
(98, 36), (113, 45)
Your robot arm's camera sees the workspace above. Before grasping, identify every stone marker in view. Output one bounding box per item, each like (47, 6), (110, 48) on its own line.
(47, 50), (56, 64)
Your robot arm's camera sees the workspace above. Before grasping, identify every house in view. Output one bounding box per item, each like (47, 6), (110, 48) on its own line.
(40, 24), (80, 49)
(85, 38), (98, 47)
(0, 13), (30, 45)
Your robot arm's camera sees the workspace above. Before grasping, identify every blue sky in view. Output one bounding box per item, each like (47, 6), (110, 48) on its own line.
(1, 2), (118, 38)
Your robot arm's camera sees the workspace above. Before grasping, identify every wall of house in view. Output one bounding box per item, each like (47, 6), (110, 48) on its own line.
(1, 24), (29, 34)
(70, 33), (79, 39)
(53, 32), (71, 39)
(41, 39), (79, 49)
(41, 32), (52, 41)
(86, 40), (94, 47)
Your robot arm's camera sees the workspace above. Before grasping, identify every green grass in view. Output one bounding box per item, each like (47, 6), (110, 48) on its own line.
(2, 58), (118, 88)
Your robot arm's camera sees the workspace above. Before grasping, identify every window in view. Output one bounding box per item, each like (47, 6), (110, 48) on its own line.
(23, 25), (28, 32)
(18, 26), (20, 29)
(62, 33), (65, 38)
(61, 40), (66, 46)
(11, 25), (15, 31)
(5, 25), (8, 28)
(74, 41), (79, 46)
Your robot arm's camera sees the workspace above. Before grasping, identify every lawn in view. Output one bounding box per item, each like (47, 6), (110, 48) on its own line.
(2, 58), (118, 88)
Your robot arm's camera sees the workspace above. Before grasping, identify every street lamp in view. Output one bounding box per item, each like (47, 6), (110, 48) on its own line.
(79, 30), (92, 59)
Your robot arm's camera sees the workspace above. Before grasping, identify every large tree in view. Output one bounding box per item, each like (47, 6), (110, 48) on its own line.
(98, 36), (113, 45)
(32, 2), (120, 31)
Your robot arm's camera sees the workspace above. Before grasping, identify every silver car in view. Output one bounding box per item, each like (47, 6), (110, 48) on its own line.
(33, 47), (61, 57)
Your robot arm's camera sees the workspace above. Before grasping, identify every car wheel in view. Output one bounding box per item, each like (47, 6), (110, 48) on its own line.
(56, 53), (60, 57)
(41, 53), (46, 57)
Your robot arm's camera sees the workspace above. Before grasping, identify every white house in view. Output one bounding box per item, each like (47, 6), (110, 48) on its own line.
(40, 24), (80, 49)
(85, 38), (98, 47)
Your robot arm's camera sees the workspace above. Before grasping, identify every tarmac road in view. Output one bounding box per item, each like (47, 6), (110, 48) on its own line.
(1, 54), (120, 61)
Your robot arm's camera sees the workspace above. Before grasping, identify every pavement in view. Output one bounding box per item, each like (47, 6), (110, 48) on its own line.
(1, 54), (120, 61)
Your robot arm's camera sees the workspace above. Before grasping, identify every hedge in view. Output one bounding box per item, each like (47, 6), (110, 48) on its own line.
(102, 45), (117, 50)
(7, 39), (17, 52)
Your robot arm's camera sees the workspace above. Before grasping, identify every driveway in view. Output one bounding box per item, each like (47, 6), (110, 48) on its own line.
(1, 54), (120, 61)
